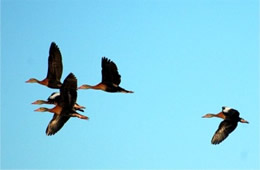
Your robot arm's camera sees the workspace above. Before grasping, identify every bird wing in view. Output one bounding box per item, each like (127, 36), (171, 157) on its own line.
(211, 120), (238, 144)
(59, 73), (77, 110)
(46, 42), (63, 81)
(101, 57), (121, 85)
(46, 114), (70, 136)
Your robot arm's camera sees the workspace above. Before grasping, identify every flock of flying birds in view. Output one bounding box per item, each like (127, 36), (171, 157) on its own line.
(26, 42), (249, 145)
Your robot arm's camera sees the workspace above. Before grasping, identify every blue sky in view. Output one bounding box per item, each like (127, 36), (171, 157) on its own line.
(1, 0), (259, 169)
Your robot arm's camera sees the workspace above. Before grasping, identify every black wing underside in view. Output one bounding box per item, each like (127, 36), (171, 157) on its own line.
(101, 57), (121, 85)
(60, 73), (77, 110)
(46, 114), (70, 136)
(211, 120), (238, 144)
(46, 42), (63, 81)
(46, 73), (77, 135)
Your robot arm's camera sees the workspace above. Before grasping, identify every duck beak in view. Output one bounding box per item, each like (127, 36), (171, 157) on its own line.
(32, 101), (38, 104)
(202, 114), (208, 118)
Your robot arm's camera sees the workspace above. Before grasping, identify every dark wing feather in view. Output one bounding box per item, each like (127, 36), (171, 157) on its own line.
(59, 73), (77, 110)
(101, 57), (121, 85)
(46, 73), (77, 136)
(46, 42), (63, 81)
(46, 114), (70, 136)
(211, 120), (238, 144)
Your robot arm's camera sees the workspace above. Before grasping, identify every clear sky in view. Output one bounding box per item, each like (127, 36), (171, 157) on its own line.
(1, 0), (259, 169)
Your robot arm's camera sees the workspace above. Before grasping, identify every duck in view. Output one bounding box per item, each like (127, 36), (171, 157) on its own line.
(32, 92), (85, 112)
(202, 106), (249, 144)
(78, 57), (133, 93)
(26, 42), (63, 89)
(34, 73), (88, 136)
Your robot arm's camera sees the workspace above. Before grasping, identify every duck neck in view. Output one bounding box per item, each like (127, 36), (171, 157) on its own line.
(49, 105), (62, 114)
(83, 83), (106, 90)
(39, 78), (49, 86)
(214, 112), (225, 119)
(39, 100), (49, 104)
(93, 83), (106, 90)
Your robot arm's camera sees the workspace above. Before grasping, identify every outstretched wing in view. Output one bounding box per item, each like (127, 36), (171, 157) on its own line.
(59, 73), (77, 110)
(46, 42), (63, 81)
(211, 120), (238, 144)
(101, 57), (121, 85)
(46, 114), (70, 136)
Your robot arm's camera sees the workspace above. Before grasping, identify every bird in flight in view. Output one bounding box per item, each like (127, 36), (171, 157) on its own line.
(26, 42), (63, 89)
(32, 92), (86, 112)
(78, 57), (133, 93)
(202, 106), (249, 144)
(35, 73), (88, 136)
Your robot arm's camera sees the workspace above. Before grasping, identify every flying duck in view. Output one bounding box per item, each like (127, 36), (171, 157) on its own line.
(26, 42), (63, 89)
(35, 73), (88, 135)
(202, 106), (249, 144)
(78, 57), (133, 93)
(32, 92), (85, 112)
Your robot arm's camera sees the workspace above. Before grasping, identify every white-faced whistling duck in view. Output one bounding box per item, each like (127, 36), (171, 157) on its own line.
(78, 57), (134, 93)
(202, 106), (249, 144)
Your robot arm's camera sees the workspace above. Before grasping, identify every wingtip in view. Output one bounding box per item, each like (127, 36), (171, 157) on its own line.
(211, 139), (220, 145)
(68, 72), (74, 76)
(46, 126), (58, 136)
(66, 72), (77, 80)
(102, 56), (112, 64)
(50, 42), (59, 49)
(46, 131), (56, 136)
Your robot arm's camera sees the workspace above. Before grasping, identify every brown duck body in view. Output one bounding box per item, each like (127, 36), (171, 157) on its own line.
(32, 92), (85, 112)
(78, 57), (133, 93)
(35, 73), (88, 136)
(202, 106), (249, 145)
(26, 42), (63, 89)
